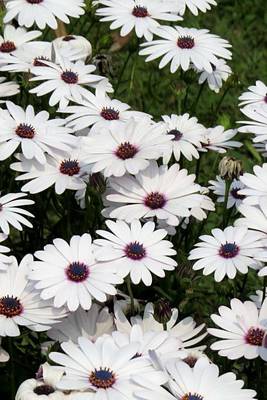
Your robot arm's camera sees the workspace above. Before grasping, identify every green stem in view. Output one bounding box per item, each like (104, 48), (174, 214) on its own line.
(8, 338), (16, 400)
(114, 51), (132, 95)
(192, 83), (205, 114)
(163, 322), (167, 331)
(126, 276), (135, 316)
(222, 179), (232, 228)
(214, 86), (231, 117)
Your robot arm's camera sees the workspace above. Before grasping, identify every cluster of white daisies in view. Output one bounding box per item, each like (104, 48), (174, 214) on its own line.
(0, 1), (265, 400)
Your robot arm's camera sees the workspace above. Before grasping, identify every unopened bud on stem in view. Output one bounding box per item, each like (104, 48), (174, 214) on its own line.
(219, 156), (243, 180)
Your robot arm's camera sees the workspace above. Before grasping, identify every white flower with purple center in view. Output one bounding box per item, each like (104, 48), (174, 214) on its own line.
(208, 298), (267, 362)
(196, 58), (232, 93)
(94, 219), (177, 286)
(0, 192), (34, 235)
(239, 80), (267, 110)
(0, 25), (41, 58)
(188, 226), (265, 282)
(208, 176), (246, 210)
(29, 234), (123, 312)
(198, 125), (241, 153)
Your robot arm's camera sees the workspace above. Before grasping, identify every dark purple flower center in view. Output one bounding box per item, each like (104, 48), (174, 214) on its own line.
(246, 327), (265, 346)
(125, 241), (146, 260)
(181, 394), (204, 400)
(89, 368), (116, 389)
(219, 242), (239, 259)
(168, 129), (183, 141)
(63, 35), (75, 41)
(59, 159), (80, 176)
(15, 123), (35, 139)
(100, 107), (120, 121)
(33, 56), (50, 67)
(230, 187), (245, 200)
(144, 192), (166, 210)
(61, 70), (78, 84)
(264, 94), (267, 103)
(34, 385), (55, 395)
(0, 41), (16, 53)
(132, 6), (149, 17)
(177, 36), (195, 49)
(115, 142), (138, 160)
(0, 296), (23, 318)
(66, 262), (89, 282)
(183, 356), (198, 368)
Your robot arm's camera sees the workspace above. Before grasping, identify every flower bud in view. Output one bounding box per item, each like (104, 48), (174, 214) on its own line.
(153, 299), (172, 325)
(219, 156), (243, 180)
(53, 35), (92, 62)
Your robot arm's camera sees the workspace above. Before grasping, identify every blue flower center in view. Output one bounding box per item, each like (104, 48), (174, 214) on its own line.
(34, 385), (55, 395)
(177, 36), (195, 49)
(125, 241), (146, 260)
(100, 107), (120, 120)
(132, 6), (149, 18)
(168, 129), (183, 141)
(182, 394), (204, 400)
(115, 142), (138, 160)
(59, 159), (80, 176)
(144, 192), (166, 210)
(89, 368), (116, 389)
(219, 242), (239, 258)
(61, 70), (78, 84)
(230, 187), (245, 200)
(0, 295), (23, 318)
(16, 123), (35, 139)
(66, 262), (89, 282)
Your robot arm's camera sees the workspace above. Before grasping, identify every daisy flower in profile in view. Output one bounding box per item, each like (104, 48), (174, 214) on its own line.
(238, 164), (267, 208)
(50, 336), (165, 396)
(83, 118), (171, 177)
(0, 339), (9, 362)
(15, 362), (70, 400)
(10, 145), (90, 195)
(29, 233), (123, 312)
(0, 234), (11, 270)
(53, 35), (92, 62)
(30, 55), (112, 110)
(208, 176), (246, 209)
(134, 358), (256, 400)
(160, 113), (205, 163)
(189, 226), (265, 282)
(199, 125), (241, 153)
(47, 304), (114, 343)
(0, 77), (19, 99)
(239, 80), (267, 109)
(0, 25), (41, 58)
(115, 302), (207, 349)
(0, 192), (34, 235)
(103, 161), (214, 226)
(64, 84), (149, 132)
(4, 0), (85, 30)
(196, 59), (232, 93)
(94, 219), (177, 286)
(208, 298), (267, 361)
(169, 0), (217, 16)
(238, 106), (267, 144)
(0, 255), (66, 337)
(0, 102), (76, 164)
(139, 26), (232, 73)
(94, 0), (181, 41)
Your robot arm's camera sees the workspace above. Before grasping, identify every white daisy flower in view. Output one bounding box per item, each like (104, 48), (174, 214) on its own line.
(94, 219), (177, 286)
(30, 55), (112, 110)
(83, 118), (171, 177)
(188, 226), (265, 282)
(0, 338), (9, 362)
(0, 254), (66, 337)
(49, 335), (166, 395)
(53, 35), (92, 62)
(238, 164), (267, 208)
(160, 113), (205, 163)
(0, 25), (41, 57)
(0, 192), (34, 235)
(29, 233), (123, 312)
(208, 176), (246, 209)
(238, 106), (267, 144)
(236, 203), (267, 234)
(250, 290), (267, 309)
(196, 59), (232, 93)
(64, 84), (149, 132)
(134, 358), (256, 400)
(15, 362), (70, 400)
(208, 298), (267, 362)
(112, 324), (183, 362)
(94, 0), (182, 41)
(198, 125), (241, 153)
(103, 161), (214, 226)
(4, 0), (85, 30)
(115, 302), (207, 349)
(47, 304), (114, 343)
(168, 0), (217, 16)
(0, 234), (11, 270)
(0, 101), (76, 164)
(179, 349), (209, 368)
(10, 145), (90, 195)
(0, 77), (19, 99)
(239, 80), (267, 110)
(139, 26), (232, 74)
